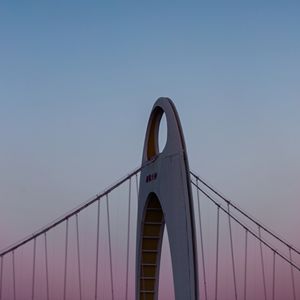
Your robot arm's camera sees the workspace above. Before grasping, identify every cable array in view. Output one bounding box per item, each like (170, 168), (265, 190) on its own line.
(0, 164), (298, 299)
(0, 167), (142, 257)
(0, 167), (141, 299)
(191, 170), (300, 300)
(190, 171), (300, 256)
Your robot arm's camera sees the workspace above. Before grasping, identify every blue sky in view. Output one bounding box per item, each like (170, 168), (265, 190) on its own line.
(1, 1), (300, 251)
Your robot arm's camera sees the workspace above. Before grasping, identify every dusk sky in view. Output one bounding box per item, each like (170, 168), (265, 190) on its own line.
(1, 1), (300, 299)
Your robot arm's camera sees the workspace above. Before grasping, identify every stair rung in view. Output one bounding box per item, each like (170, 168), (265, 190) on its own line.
(144, 222), (162, 225)
(140, 290), (155, 293)
(141, 276), (156, 280)
(142, 249), (158, 253)
(143, 235), (160, 239)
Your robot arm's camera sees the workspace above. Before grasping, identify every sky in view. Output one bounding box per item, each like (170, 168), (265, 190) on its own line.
(0, 1), (300, 298)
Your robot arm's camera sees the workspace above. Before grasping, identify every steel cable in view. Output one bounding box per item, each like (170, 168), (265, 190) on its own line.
(106, 194), (114, 300)
(95, 200), (101, 300)
(0, 256), (3, 300)
(289, 247), (296, 300)
(196, 179), (208, 300)
(32, 238), (37, 300)
(125, 178), (132, 300)
(244, 229), (248, 300)
(215, 206), (220, 300)
(12, 251), (16, 300)
(76, 214), (82, 300)
(272, 251), (276, 300)
(227, 203), (238, 300)
(44, 233), (50, 300)
(63, 219), (69, 300)
(258, 227), (267, 300)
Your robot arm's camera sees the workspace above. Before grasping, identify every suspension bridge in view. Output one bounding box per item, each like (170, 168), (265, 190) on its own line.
(0, 98), (299, 300)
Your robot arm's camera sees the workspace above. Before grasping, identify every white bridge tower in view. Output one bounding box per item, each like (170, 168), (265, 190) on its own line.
(136, 98), (199, 300)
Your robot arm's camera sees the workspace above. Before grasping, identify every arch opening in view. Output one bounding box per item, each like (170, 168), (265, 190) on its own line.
(146, 107), (168, 161)
(158, 112), (167, 153)
(158, 225), (175, 300)
(139, 193), (165, 300)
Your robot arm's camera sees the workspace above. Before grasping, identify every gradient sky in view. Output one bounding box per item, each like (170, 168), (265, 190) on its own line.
(1, 0), (300, 288)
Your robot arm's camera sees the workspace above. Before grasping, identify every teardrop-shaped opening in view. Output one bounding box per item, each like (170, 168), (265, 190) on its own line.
(146, 107), (168, 160)
(158, 113), (167, 153)
(158, 227), (175, 300)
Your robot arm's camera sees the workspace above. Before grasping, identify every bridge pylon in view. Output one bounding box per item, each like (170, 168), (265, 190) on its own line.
(136, 98), (199, 300)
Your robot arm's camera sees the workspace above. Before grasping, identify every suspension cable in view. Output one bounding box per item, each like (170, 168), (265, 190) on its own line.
(0, 166), (143, 257)
(258, 227), (267, 300)
(0, 255), (3, 300)
(2, 165), (298, 299)
(12, 251), (16, 300)
(76, 214), (82, 300)
(32, 238), (37, 300)
(125, 178), (132, 300)
(95, 200), (101, 300)
(227, 203), (238, 300)
(63, 219), (69, 300)
(135, 174), (146, 300)
(106, 194), (114, 300)
(289, 247), (296, 300)
(0, 166), (142, 299)
(244, 229), (248, 300)
(196, 179), (208, 300)
(272, 251), (276, 300)
(190, 171), (300, 256)
(44, 233), (50, 300)
(135, 173), (139, 197)
(190, 181), (300, 271)
(215, 206), (220, 300)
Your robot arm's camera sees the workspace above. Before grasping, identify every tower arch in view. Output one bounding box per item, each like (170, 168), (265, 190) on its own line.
(136, 98), (199, 300)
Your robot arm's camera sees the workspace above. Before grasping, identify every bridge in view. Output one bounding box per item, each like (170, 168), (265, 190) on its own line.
(0, 98), (299, 300)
